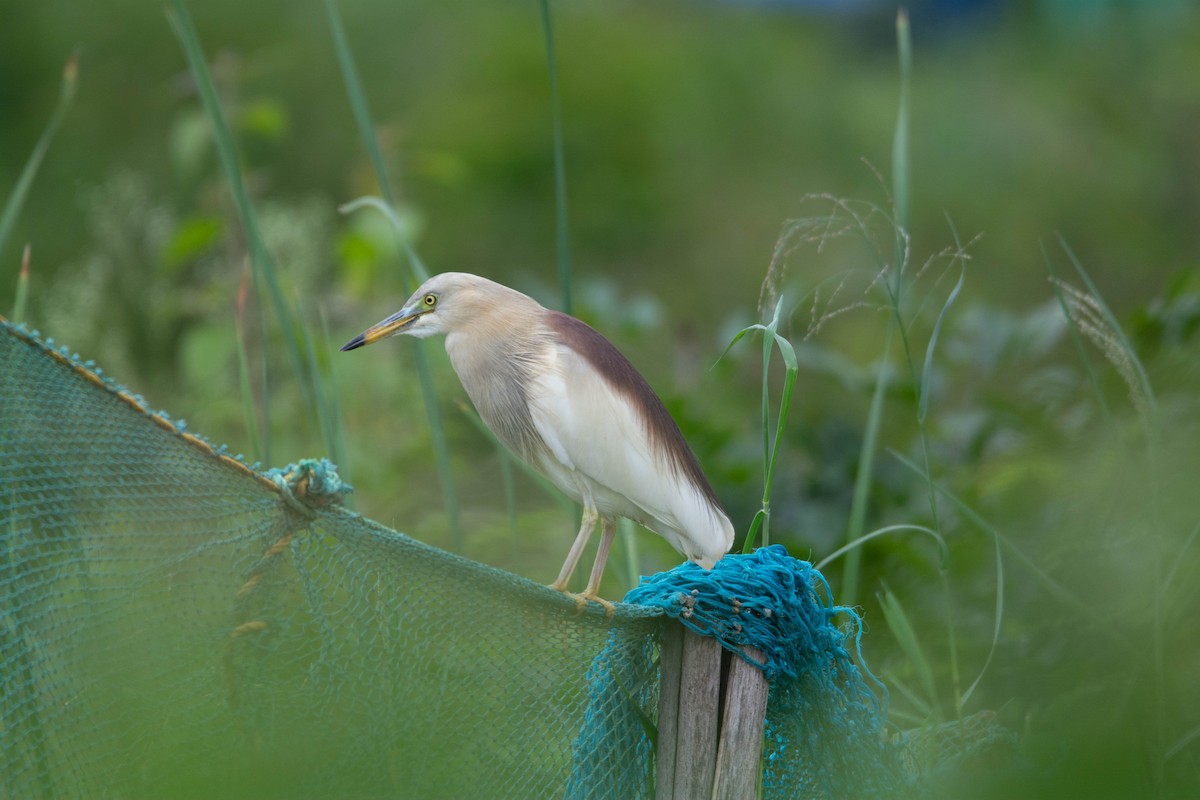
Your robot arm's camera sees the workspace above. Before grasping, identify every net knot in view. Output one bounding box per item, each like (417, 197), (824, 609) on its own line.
(265, 458), (353, 517)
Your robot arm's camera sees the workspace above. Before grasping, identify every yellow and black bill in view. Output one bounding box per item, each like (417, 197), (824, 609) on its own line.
(340, 305), (421, 352)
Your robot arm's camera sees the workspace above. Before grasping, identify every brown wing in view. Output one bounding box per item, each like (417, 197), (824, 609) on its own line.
(544, 311), (723, 511)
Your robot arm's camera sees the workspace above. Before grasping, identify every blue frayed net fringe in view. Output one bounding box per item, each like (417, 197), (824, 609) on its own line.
(567, 546), (912, 799)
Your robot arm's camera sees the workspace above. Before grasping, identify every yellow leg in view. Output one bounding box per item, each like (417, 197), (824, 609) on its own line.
(549, 505), (598, 593)
(579, 518), (617, 617)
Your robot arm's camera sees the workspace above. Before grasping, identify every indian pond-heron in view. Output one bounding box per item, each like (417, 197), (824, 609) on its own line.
(341, 273), (734, 612)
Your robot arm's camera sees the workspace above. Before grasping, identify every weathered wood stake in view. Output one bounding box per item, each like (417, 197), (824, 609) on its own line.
(713, 646), (769, 800)
(655, 624), (683, 797)
(656, 624), (769, 799)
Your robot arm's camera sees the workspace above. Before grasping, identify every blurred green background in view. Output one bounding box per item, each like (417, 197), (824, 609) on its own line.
(3, 0), (1199, 795)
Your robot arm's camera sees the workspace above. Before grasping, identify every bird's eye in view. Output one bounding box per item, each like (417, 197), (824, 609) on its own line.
(422, 293), (437, 308)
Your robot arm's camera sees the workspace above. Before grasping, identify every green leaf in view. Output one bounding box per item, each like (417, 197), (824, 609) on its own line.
(165, 215), (223, 267)
(742, 510), (765, 554)
(879, 584), (938, 712)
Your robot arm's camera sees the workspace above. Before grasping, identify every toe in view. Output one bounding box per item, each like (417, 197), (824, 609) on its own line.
(548, 583), (616, 617)
(582, 593), (617, 618)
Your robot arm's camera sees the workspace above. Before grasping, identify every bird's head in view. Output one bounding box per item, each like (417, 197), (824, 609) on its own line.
(341, 272), (522, 351)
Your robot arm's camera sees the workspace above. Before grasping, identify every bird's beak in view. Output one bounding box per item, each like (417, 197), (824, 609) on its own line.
(340, 305), (422, 351)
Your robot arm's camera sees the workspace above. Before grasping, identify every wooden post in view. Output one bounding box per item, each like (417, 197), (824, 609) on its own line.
(656, 625), (769, 800)
(674, 630), (722, 799)
(655, 625), (683, 798)
(713, 647), (769, 800)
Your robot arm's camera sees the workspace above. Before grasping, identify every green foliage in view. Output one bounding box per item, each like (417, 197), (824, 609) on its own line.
(722, 294), (798, 553)
(3, 2), (1200, 795)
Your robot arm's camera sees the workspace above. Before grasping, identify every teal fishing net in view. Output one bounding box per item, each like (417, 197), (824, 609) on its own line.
(0, 318), (911, 798)
(568, 547), (909, 798)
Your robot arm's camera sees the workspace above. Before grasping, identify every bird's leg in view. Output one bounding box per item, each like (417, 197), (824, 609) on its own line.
(549, 505), (599, 593)
(579, 518), (618, 617)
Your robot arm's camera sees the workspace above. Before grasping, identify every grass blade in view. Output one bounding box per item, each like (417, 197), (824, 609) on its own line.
(885, 673), (935, 720)
(342, 197), (461, 544)
(326, 0), (428, 284)
(741, 510), (765, 555)
(0, 53), (78, 260)
(918, 219), (966, 423)
(1160, 518), (1200, 602)
(234, 319), (262, 464)
(326, 0), (391, 206)
(1165, 723), (1200, 763)
(413, 347), (462, 549)
(816, 523), (947, 572)
(318, 306), (349, 479)
(299, 294), (349, 479)
(10, 245), (31, 323)
(758, 311), (773, 546)
(326, 0), (463, 544)
(890, 8), (911, 290)
(879, 584), (938, 713)
(842, 13), (911, 605)
(168, 0), (325, 460)
(234, 266), (263, 464)
(840, 321), (892, 605)
(889, 447), (1136, 655)
(620, 518), (639, 594)
(960, 529), (1003, 707)
(537, 0), (572, 313)
(731, 297), (797, 552)
(339, 197), (429, 282)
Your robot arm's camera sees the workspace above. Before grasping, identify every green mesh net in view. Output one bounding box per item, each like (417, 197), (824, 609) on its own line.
(1, 318), (929, 798)
(0, 319), (666, 798)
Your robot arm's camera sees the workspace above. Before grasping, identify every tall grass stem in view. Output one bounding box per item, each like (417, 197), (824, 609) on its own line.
(169, 0), (348, 472)
(537, 0), (573, 314)
(169, 1), (311, 398)
(325, 0), (461, 545)
(0, 53), (78, 263)
(841, 10), (912, 607)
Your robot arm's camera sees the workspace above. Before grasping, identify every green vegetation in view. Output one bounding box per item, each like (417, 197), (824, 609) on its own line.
(3, 1), (1199, 795)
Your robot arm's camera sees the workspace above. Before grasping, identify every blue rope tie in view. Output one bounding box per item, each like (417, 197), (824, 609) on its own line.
(265, 458), (353, 517)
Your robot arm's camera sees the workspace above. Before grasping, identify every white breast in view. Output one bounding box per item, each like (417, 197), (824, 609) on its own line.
(525, 341), (733, 568)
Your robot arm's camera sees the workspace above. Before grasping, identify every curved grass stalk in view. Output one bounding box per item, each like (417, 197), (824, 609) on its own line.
(325, 0), (464, 546)
(890, 448), (1136, 656)
(815, 524), (948, 572)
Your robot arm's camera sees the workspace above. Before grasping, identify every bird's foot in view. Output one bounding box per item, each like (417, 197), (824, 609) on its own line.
(579, 591), (617, 618)
(548, 583), (617, 618)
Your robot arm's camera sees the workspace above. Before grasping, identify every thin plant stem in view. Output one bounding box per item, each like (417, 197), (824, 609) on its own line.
(10, 245), (31, 324)
(538, 0), (572, 314)
(0, 53), (78, 261)
(325, 0), (462, 546)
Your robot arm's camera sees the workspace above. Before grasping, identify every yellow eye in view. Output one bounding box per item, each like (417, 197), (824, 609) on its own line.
(422, 293), (437, 308)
